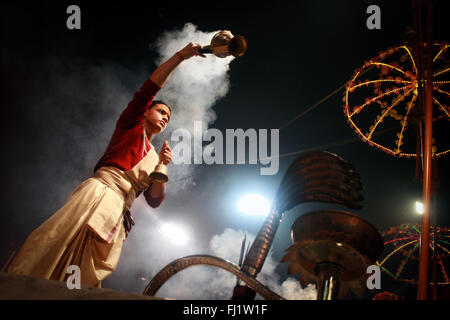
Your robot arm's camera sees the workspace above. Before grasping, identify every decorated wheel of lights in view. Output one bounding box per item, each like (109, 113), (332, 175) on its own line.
(344, 42), (450, 158)
(377, 224), (450, 286)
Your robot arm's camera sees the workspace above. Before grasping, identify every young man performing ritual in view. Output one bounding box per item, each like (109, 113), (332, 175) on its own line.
(8, 43), (205, 287)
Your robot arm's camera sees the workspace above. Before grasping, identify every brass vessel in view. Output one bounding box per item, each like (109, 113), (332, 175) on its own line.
(199, 30), (247, 58)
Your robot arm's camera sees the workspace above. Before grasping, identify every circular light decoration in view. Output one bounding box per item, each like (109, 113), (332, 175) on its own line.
(237, 193), (271, 216)
(344, 42), (450, 158)
(159, 222), (190, 246)
(377, 224), (450, 286)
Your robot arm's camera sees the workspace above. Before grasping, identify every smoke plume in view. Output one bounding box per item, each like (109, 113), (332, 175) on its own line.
(150, 23), (235, 193)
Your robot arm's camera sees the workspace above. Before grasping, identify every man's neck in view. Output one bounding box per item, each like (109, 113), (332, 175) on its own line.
(143, 122), (155, 143)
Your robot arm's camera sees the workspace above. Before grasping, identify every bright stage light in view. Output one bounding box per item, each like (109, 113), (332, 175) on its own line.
(415, 201), (424, 215)
(237, 193), (271, 216)
(159, 222), (190, 246)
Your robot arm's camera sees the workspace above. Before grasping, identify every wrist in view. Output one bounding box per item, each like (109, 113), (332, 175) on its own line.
(175, 51), (184, 63)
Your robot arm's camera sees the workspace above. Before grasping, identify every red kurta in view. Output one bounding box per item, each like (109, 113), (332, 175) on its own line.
(95, 77), (164, 206)
(95, 77), (161, 172)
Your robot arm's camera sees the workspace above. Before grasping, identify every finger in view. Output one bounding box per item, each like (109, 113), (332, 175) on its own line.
(162, 152), (173, 160)
(160, 148), (170, 156)
(164, 147), (172, 153)
(160, 141), (169, 153)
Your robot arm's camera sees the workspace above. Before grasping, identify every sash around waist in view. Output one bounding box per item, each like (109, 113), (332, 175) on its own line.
(93, 166), (139, 210)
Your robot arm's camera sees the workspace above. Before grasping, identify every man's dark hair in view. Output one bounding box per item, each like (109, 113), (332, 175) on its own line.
(149, 100), (171, 114)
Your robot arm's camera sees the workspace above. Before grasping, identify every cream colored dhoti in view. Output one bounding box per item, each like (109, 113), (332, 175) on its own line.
(8, 144), (160, 288)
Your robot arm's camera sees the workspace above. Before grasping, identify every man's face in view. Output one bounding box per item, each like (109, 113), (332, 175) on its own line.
(144, 103), (171, 133)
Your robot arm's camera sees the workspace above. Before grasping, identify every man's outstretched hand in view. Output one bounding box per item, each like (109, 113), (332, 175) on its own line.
(150, 42), (206, 87)
(177, 42), (207, 60)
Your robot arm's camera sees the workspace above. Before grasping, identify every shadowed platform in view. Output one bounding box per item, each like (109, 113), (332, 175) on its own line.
(0, 272), (164, 300)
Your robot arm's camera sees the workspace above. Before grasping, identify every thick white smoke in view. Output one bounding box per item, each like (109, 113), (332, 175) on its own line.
(150, 23), (235, 193)
(153, 23), (233, 128)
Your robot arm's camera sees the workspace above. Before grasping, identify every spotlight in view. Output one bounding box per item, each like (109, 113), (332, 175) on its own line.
(237, 194), (270, 216)
(415, 201), (424, 215)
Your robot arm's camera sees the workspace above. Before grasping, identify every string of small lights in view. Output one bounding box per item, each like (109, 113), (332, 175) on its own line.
(344, 42), (450, 158)
(377, 224), (450, 285)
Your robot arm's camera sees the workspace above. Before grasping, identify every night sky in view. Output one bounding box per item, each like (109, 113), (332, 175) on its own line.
(1, 0), (450, 300)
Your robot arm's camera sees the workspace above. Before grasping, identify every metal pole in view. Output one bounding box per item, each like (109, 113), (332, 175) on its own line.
(431, 191), (438, 300)
(316, 263), (342, 300)
(417, 0), (434, 300)
(233, 209), (282, 300)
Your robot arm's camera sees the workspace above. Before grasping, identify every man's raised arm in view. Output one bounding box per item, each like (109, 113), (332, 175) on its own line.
(118, 43), (205, 128)
(150, 42), (205, 87)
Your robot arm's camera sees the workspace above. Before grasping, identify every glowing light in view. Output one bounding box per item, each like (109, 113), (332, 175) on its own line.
(344, 42), (450, 159)
(415, 201), (424, 215)
(237, 194), (271, 216)
(159, 222), (190, 246)
(366, 88), (414, 139)
(395, 94), (417, 153)
(377, 224), (450, 285)
(336, 242), (343, 247)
